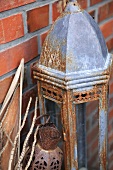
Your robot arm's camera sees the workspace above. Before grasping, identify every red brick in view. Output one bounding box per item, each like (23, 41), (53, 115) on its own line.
(89, 10), (95, 19)
(91, 138), (98, 152)
(109, 131), (113, 143)
(109, 108), (113, 120)
(109, 96), (113, 108)
(90, 0), (102, 6)
(92, 110), (98, 126)
(100, 20), (113, 38)
(87, 150), (99, 169)
(86, 100), (98, 116)
(106, 37), (113, 52)
(108, 123), (112, 135)
(41, 31), (48, 46)
(27, 5), (49, 32)
(0, 75), (14, 104)
(78, 0), (87, 9)
(98, 2), (113, 23)
(0, 20), (5, 43)
(110, 81), (113, 94)
(110, 67), (113, 79)
(109, 155), (113, 170)
(108, 1), (113, 17)
(22, 86), (37, 114)
(110, 141), (113, 151)
(52, 2), (61, 22)
(87, 124), (98, 144)
(0, 36), (38, 76)
(0, 13), (24, 44)
(98, 4), (108, 23)
(0, 0), (36, 12)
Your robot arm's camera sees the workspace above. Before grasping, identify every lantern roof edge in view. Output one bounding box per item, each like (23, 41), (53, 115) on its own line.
(33, 53), (113, 89)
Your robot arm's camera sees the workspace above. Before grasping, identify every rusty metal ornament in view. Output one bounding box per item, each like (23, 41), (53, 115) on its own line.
(24, 115), (63, 170)
(31, 144), (63, 170)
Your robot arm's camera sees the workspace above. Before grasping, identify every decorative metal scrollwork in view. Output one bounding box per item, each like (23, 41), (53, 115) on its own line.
(73, 86), (102, 103)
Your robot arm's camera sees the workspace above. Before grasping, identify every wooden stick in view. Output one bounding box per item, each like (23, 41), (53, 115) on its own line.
(15, 97), (38, 169)
(0, 59), (24, 118)
(18, 58), (24, 157)
(8, 97), (32, 170)
(25, 126), (39, 169)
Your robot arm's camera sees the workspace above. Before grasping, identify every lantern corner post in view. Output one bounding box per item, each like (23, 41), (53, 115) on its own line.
(62, 89), (79, 170)
(37, 80), (46, 116)
(99, 83), (109, 170)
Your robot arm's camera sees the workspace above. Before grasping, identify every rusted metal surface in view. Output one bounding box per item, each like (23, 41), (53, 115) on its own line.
(32, 123), (63, 170)
(99, 84), (108, 170)
(66, 90), (78, 170)
(31, 144), (63, 170)
(23, 116), (63, 170)
(73, 85), (102, 104)
(38, 123), (61, 150)
(40, 1), (108, 73)
(32, 0), (113, 170)
(41, 82), (63, 103)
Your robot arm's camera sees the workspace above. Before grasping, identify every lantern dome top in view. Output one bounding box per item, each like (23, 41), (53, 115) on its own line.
(39, 1), (108, 74)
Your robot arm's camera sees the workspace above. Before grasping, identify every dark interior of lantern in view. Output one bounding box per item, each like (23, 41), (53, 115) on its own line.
(45, 99), (65, 169)
(44, 99), (100, 170)
(85, 101), (99, 170)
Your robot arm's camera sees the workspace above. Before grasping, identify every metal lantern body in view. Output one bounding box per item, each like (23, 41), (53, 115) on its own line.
(31, 144), (63, 170)
(33, 1), (113, 170)
(31, 123), (63, 170)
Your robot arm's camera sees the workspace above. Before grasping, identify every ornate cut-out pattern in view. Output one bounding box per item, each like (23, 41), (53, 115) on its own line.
(41, 83), (63, 102)
(73, 86), (102, 103)
(32, 154), (63, 170)
(42, 88), (63, 103)
(50, 153), (63, 170)
(32, 156), (47, 170)
(30, 145), (63, 170)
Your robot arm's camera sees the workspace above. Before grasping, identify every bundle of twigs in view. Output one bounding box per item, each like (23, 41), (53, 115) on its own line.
(0, 59), (24, 170)
(8, 97), (39, 170)
(0, 59), (40, 169)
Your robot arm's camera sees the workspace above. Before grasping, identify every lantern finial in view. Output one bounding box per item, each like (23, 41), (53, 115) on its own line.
(57, 0), (81, 13)
(65, 0), (82, 12)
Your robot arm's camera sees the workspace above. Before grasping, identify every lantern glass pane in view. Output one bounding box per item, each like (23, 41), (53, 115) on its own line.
(86, 100), (99, 170)
(45, 98), (64, 164)
(45, 99), (65, 169)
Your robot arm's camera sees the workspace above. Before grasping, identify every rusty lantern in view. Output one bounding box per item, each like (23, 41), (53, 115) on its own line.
(32, 0), (113, 170)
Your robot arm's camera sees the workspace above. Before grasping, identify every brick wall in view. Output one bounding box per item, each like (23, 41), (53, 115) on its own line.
(0, 0), (57, 136)
(0, 0), (113, 169)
